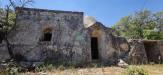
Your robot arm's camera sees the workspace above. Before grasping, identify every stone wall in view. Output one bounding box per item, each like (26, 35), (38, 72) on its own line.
(128, 39), (163, 64)
(128, 39), (148, 64)
(143, 40), (161, 63)
(0, 41), (10, 61)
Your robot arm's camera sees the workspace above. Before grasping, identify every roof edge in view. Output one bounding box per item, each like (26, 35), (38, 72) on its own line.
(16, 7), (83, 14)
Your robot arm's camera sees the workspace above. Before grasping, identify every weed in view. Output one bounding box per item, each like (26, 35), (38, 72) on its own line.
(123, 66), (149, 75)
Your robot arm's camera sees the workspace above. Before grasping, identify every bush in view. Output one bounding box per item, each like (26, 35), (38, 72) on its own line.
(0, 63), (21, 75)
(35, 64), (55, 72)
(124, 66), (149, 75)
(143, 30), (161, 40)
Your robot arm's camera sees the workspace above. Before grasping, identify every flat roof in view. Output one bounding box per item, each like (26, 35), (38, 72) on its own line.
(16, 7), (83, 14)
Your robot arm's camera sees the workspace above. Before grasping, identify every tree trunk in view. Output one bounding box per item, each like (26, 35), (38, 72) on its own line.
(4, 6), (15, 59)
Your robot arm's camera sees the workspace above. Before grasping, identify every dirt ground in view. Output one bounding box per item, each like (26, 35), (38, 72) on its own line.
(20, 65), (163, 75)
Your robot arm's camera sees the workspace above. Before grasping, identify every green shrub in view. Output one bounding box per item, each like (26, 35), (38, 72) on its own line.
(6, 67), (19, 75)
(0, 62), (22, 75)
(35, 64), (55, 72)
(124, 66), (149, 75)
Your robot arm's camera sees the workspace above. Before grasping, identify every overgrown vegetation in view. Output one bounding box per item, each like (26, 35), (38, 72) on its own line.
(112, 10), (163, 40)
(123, 66), (149, 75)
(0, 62), (162, 75)
(1, 64), (162, 75)
(0, 62), (22, 75)
(0, 62), (105, 74)
(35, 63), (76, 72)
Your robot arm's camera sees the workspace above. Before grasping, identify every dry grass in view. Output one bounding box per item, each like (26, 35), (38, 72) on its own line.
(2, 64), (163, 75)
(141, 65), (163, 75)
(21, 67), (125, 75)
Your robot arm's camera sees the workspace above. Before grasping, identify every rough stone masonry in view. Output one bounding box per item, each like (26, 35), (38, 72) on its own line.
(4, 7), (129, 65)
(0, 7), (162, 66)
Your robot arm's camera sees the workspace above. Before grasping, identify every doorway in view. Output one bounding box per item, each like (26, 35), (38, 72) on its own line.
(144, 41), (161, 63)
(91, 37), (99, 60)
(43, 32), (52, 41)
(42, 27), (52, 41)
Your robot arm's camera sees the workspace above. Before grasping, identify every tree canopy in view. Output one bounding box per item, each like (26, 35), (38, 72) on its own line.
(112, 10), (163, 40)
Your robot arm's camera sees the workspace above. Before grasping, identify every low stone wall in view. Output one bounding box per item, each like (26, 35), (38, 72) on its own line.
(128, 39), (163, 64)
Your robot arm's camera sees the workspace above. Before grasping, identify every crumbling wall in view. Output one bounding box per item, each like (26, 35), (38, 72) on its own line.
(87, 22), (130, 65)
(128, 39), (148, 64)
(143, 41), (161, 63)
(113, 36), (130, 60)
(7, 7), (91, 65)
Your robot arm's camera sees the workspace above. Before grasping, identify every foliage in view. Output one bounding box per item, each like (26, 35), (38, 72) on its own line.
(112, 10), (163, 40)
(160, 31), (163, 39)
(123, 66), (149, 75)
(0, 9), (16, 32)
(143, 30), (161, 40)
(112, 16), (130, 37)
(35, 64), (55, 72)
(154, 11), (163, 31)
(0, 62), (22, 75)
(0, 0), (34, 33)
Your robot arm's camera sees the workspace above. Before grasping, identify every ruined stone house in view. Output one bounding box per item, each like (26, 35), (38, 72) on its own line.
(128, 39), (163, 64)
(0, 7), (162, 65)
(0, 7), (130, 65)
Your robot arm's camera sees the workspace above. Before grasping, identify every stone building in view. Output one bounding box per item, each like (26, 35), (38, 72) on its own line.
(128, 39), (163, 64)
(0, 7), (162, 65)
(143, 40), (162, 63)
(0, 7), (130, 65)
(85, 21), (130, 65)
(7, 7), (90, 65)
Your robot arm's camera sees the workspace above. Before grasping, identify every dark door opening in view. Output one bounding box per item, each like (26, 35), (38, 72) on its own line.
(144, 42), (161, 63)
(0, 32), (4, 43)
(43, 32), (52, 41)
(91, 37), (99, 60)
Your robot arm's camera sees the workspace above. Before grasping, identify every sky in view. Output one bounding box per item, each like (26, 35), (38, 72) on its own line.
(1, 0), (163, 27)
